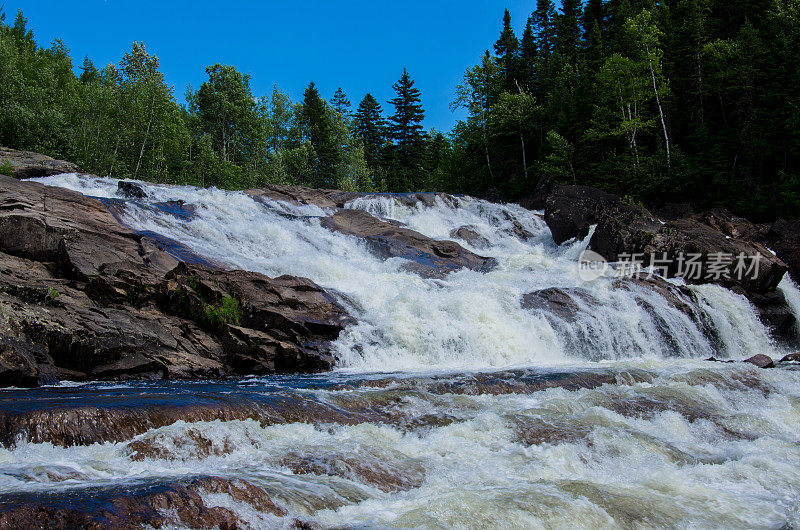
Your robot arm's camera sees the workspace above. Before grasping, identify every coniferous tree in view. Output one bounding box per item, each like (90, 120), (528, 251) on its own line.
(353, 93), (387, 172)
(494, 9), (519, 94)
(519, 17), (537, 92)
(557, 0), (583, 62)
(387, 68), (426, 191)
(330, 87), (351, 117)
(299, 81), (339, 187)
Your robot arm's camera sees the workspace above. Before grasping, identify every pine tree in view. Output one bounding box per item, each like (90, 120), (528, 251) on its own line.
(299, 81), (339, 187)
(79, 55), (99, 84)
(494, 9), (519, 93)
(387, 68), (425, 190)
(353, 93), (387, 171)
(557, 0), (583, 62)
(330, 87), (351, 117)
(519, 17), (538, 92)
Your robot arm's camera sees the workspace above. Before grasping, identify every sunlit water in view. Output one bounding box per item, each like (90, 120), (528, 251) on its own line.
(1, 174), (796, 528)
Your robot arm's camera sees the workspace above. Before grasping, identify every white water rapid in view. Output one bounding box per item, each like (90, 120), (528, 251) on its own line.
(0, 173), (795, 529)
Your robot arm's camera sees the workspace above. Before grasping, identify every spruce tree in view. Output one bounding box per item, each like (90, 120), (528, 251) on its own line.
(519, 17), (537, 92)
(494, 9), (519, 94)
(330, 87), (351, 117)
(300, 81), (338, 187)
(557, 0), (582, 62)
(353, 93), (387, 171)
(387, 68), (426, 191)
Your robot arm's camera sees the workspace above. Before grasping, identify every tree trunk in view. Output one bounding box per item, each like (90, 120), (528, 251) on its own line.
(135, 88), (156, 177)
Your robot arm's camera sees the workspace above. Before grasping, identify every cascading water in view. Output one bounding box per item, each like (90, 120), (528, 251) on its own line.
(0, 173), (797, 528)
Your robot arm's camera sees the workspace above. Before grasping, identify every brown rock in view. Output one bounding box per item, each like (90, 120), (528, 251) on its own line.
(779, 352), (800, 363)
(321, 209), (496, 278)
(449, 226), (490, 249)
(0, 146), (79, 179)
(743, 354), (775, 368)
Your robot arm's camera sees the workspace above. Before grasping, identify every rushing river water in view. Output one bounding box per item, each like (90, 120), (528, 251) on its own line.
(2, 174), (799, 528)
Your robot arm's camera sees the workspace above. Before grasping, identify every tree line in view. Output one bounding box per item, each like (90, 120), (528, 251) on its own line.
(1, 3), (798, 219)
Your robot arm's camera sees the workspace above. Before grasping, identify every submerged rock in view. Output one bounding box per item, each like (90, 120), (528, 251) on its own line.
(321, 209), (496, 278)
(779, 352), (800, 363)
(0, 146), (79, 179)
(521, 287), (597, 322)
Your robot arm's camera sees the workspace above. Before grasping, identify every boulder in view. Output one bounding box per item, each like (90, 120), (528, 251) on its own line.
(544, 185), (621, 244)
(743, 354), (775, 368)
(763, 219), (800, 282)
(0, 176), (356, 386)
(450, 226), (490, 249)
(117, 180), (147, 199)
(246, 184), (363, 209)
(321, 209), (496, 278)
(0, 146), (79, 179)
(542, 184), (787, 294)
(779, 352), (800, 363)
(521, 287), (597, 322)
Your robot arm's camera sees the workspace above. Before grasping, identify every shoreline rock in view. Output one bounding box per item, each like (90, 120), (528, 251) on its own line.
(0, 175), (355, 387)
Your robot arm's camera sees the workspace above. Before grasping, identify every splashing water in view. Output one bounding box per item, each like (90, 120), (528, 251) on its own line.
(5, 173), (795, 528)
(29, 174), (788, 370)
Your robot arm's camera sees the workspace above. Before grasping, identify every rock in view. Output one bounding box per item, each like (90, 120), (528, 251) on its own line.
(693, 208), (763, 241)
(117, 180), (147, 199)
(246, 184), (363, 209)
(738, 289), (797, 346)
(161, 262), (354, 373)
(515, 177), (556, 211)
(544, 185), (622, 244)
(743, 354), (775, 368)
(449, 226), (490, 249)
(321, 209), (496, 278)
(0, 146), (79, 179)
(521, 287), (596, 321)
(779, 352), (800, 363)
(763, 219), (800, 282)
(0, 176), (356, 386)
(542, 184), (787, 294)
(0, 476), (284, 529)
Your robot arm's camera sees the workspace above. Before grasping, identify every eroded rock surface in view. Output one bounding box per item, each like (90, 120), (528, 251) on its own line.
(321, 209), (497, 278)
(0, 176), (354, 387)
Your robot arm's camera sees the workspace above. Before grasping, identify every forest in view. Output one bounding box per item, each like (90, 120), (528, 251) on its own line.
(0, 1), (798, 220)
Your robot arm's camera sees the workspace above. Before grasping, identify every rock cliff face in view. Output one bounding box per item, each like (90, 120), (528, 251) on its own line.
(0, 175), (354, 387)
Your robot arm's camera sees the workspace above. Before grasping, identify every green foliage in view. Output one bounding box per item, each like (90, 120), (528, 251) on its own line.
(45, 286), (60, 306)
(202, 295), (242, 328)
(0, 161), (13, 177)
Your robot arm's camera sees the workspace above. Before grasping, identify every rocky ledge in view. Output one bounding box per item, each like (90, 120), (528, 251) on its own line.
(0, 146), (80, 179)
(540, 185), (799, 343)
(0, 175), (354, 387)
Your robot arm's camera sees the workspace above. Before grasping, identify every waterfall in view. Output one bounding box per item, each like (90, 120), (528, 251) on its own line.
(2, 174), (798, 528)
(31, 174), (793, 371)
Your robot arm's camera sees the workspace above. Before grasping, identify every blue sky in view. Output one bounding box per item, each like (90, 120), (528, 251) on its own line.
(5, 1), (539, 132)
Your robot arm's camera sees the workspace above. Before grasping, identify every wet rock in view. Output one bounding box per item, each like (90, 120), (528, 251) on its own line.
(743, 354), (775, 368)
(321, 209), (496, 278)
(449, 226), (490, 249)
(0, 476), (284, 529)
(739, 289), (797, 346)
(0, 175), (356, 387)
(246, 184), (363, 209)
(116, 180), (147, 199)
(521, 288), (596, 322)
(0, 146), (79, 179)
(763, 219), (800, 282)
(544, 185), (621, 244)
(542, 184), (787, 294)
(515, 177), (556, 211)
(779, 352), (800, 363)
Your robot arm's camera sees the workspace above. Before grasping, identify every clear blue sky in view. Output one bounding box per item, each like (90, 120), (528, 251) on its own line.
(4, 0), (541, 132)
